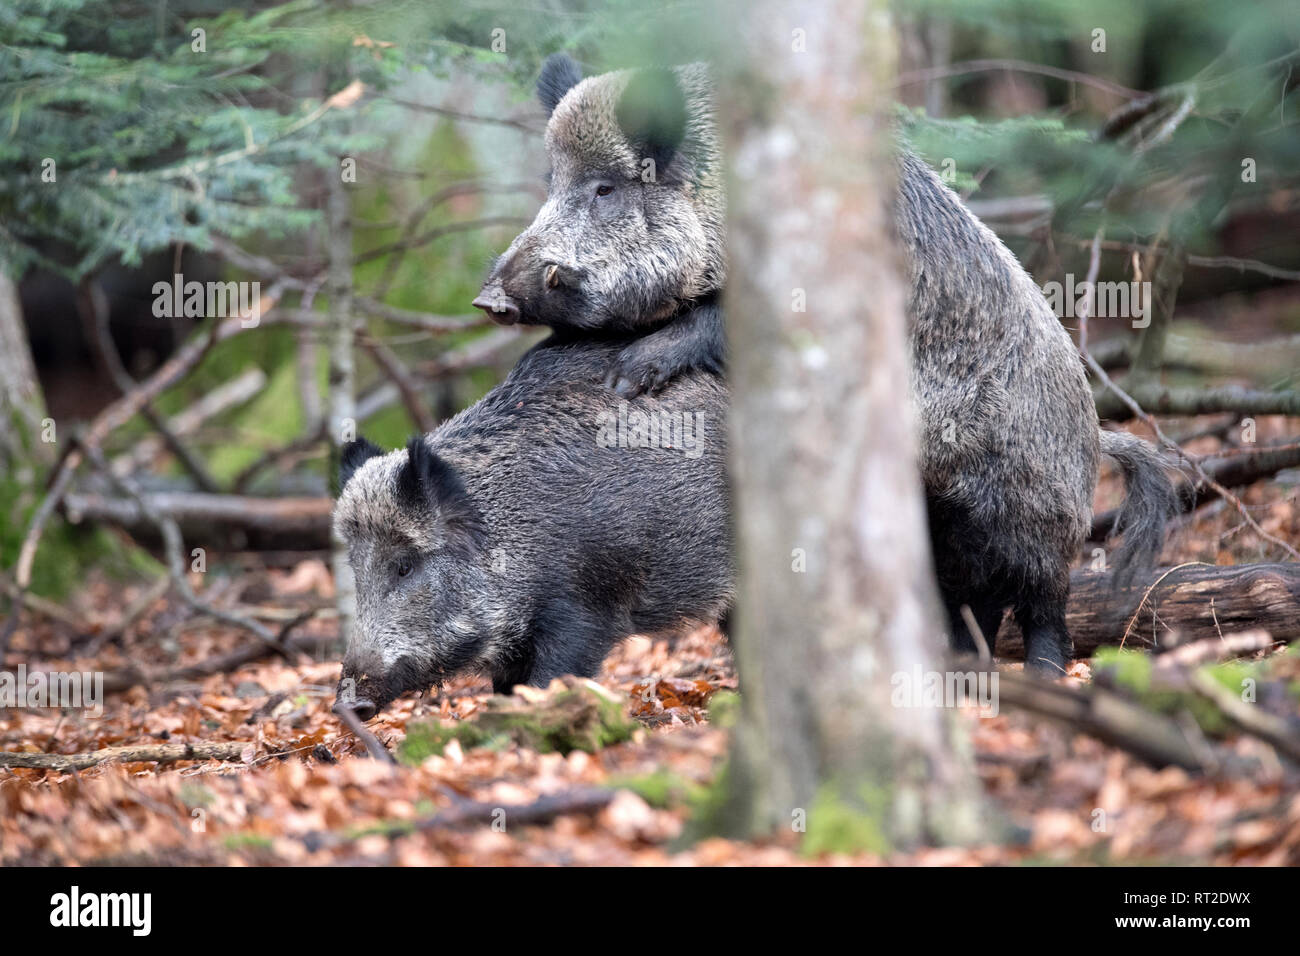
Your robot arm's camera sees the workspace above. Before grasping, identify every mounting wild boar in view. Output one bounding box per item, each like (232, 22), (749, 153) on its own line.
(472, 54), (1176, 673)
(333, 336), (731, 718)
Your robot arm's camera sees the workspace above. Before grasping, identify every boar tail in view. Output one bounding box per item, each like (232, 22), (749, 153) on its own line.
(1099, 429), (1177, 587)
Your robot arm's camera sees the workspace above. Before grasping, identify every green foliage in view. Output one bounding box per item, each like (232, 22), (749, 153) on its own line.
(0, 0), (381, 279)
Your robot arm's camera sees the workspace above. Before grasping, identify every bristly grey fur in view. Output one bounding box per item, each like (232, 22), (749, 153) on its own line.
(334, 335), (732, 714)
(477, 57), (1177, 674)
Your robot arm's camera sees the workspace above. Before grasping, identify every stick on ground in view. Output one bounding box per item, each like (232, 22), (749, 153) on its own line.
(0, 741), (250, 772)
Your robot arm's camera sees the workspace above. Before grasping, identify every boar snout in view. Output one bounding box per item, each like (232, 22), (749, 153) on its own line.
(336, 698), (378, 722)
(472, 284), (521, 325)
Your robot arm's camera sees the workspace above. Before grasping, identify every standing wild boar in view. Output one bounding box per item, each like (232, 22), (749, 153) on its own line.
(333, 335), (731, 718)
(473, 54), (1176, 673)
(473, 56), (725, 398)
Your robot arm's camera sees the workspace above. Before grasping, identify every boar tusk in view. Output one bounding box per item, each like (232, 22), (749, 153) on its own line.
(544, 264), (559, 289)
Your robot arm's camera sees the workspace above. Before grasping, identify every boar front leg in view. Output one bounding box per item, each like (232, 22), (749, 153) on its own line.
(491, 598), (618, 693)
(604, 297), (725, 398)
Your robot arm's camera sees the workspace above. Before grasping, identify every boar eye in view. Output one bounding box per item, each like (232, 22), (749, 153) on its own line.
(396, 559), (414, 579)
(594, 183), (614, 198)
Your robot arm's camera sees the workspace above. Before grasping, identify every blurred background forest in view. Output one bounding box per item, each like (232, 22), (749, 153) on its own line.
(2, 0), (1300, 866)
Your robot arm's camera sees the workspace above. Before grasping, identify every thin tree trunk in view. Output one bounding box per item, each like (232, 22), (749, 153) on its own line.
(326, 170), (357, 647)
(715, 0), (984, 851)
(0, 263), (49, 471)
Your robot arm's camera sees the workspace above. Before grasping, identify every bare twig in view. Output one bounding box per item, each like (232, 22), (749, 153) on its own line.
(80, 277), (222, 493)
(1091, 442), (1300, 538)
(1076, 225), (1300, 561)
(1154, 630), (1277, 669)
(962, 659), (1209, 771)
(77, 441), (298, 660)
(15, 313), (268, 590)
(0, 573), (87, 631)
(359, 333), (436, 433)
(80, 575), (172, 655)
(894, 58), (1144, 100)
(334, 706), (397, 764)
(353, 216), (529, 267)
(387, 98), (544, 133)
(97, 624), (330, 695)
(109, 368), (267, 478)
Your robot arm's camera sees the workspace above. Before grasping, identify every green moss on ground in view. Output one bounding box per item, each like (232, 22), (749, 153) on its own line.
(399, 685), (637, 765)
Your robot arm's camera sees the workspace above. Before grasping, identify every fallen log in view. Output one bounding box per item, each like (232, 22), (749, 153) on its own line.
(992, 563), (1300, 660)
(63, 491), (333, 551)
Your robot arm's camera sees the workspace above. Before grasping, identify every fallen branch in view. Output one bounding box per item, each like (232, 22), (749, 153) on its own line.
(1075, 222), (1300, 561)
(77, 442), (298, 660)
(80, 575), (172, 655)
(304, 787), (616, 851)
(358, 333), (436, 433)
(981, 664), (1208, 771)
(110, 368), (267, 478)
(1153, 629), (1278, 669)
(0, 741), (249, 772)
(15, 312), (271, 590)
(1188, 669), (1300, 764)
(1085, 331), (1300, 380)
(80, 277), (222, 493)
(63, 490), (333, 550)
(0, 572), (88, 632)
(1095, 381), (1300, 421)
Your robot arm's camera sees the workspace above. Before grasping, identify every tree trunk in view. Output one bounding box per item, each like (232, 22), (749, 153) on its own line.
(326, 171), (357, 647)
(0, 262), (49, 472)
(715, 0), (984, 851)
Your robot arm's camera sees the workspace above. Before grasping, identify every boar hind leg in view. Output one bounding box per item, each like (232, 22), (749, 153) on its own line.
(605, 297), (724, 398)
(1013, 573), (1073, 676)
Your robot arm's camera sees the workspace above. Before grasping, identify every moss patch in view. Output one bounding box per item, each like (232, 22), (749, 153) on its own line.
(399, 685), (637, 765)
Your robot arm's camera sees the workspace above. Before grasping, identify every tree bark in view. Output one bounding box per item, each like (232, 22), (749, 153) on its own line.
(715, 0), (983, 850)
(0, 262), (49, 471)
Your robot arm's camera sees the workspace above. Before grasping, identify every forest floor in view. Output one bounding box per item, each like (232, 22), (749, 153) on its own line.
(2, 415), (1300, 866)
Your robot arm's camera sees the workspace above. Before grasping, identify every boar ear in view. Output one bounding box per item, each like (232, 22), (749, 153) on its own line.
(340, 437), (384, 491)
(537, 53), (583, 116)
(616, 68), (687, 174)
(396, 437), (486, 551)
